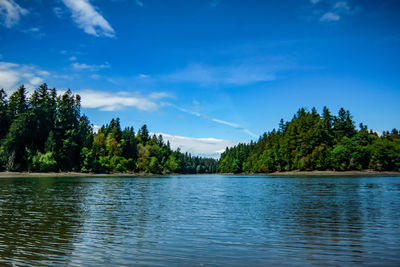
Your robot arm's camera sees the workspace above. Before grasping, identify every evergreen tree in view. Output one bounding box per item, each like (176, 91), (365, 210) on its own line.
(0, 89), (10, 140)
(218, 107), (400, 173)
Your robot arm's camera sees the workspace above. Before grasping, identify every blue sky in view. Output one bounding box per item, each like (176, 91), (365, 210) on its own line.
(0, 0), (399, 157)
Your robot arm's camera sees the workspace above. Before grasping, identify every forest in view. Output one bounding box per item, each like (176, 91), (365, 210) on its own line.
(1, 84), (399, 174)
(0, 84), (217, 173)
(218, 107), (400, 173)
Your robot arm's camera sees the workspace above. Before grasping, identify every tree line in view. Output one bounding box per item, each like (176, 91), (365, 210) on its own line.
(218, 107), (400, 173)
(0, 84), (217, 173)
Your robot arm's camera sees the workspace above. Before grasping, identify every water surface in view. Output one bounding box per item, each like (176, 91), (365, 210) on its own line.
(0, 175), (399, 266)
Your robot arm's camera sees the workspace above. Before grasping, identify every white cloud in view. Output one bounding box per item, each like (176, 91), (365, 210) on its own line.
(72, 62), (110, 71)
(93, 124), (100, 133)
(154, 132), (241, 158)
(0, 0), (28, 28)
(78, 89), (169, 111)
(0, 63), (19, 90)
(0, 61), (50, 92)
(28, 76), (44, 85)
(164, 64), (275, 86)
(61, 0), (115, 37)
(310, 0), (320, 3)
(69, 56), (77, 61)
(320, 12), (340, 22)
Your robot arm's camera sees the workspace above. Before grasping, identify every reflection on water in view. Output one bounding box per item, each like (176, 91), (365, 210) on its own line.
(0, 175), (400, 266)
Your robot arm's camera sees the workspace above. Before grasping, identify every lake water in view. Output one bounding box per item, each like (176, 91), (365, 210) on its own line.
(0, 175), (399, 266)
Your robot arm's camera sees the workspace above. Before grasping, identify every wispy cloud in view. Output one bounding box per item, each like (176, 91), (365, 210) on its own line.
(0, 0), (28, 28)
(333, 1), (349, 10)
(163, 64), (275, 86)
(78, 89), (169, 111)
(149, 92), (171, 99)
(22, 27), (45, 39)
(61, 0), (115, 37)
(53, 7), (65, 18)
(72, 62), (110, 71)
(169, 104), (257, 138)
(320, 12), (340, 22)
(309, 0), (356, 23)
(154, 132), (241, 158)
(0, 61), (50, 92)
(135, 0), (143, 7)
(210, 0), (220, 7)
(138, 73), (149, 79)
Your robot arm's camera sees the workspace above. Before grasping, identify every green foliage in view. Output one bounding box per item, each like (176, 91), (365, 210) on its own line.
(3, 113), (32, 171)
(0, 89), (10, 140)
(10, 84), (397, 175)
(32, 152), (57, 172)
(80, 147), (95, 172)
(164, 154), (179, 173)
(368, 139), (400, 171)
(0, 84), (218, 174)
(218, 107), (400, 173)
(148, 156), (162, 173)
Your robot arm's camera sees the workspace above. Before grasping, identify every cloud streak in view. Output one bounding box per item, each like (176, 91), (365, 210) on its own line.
(0, 0), (28, 28)
(135, 0), (143, 7)
(72, 62), (110, 71)
(154, 132), (241, 158)
(22, 26), (46, 39)
(169, 104), (257, 138)
(61, 0), (115, 37)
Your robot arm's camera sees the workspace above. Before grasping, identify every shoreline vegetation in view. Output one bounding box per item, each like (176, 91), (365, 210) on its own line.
(218, 107), (400, 173)
(0, 170), (399, 178)
(0, 84), (218, 174)
(1, 83), (399, 175)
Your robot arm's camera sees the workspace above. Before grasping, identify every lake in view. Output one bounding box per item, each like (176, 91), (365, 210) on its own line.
(0, 174), (399, 266)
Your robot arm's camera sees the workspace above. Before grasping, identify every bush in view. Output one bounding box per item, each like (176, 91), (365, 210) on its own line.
(33, 152), (57, 172)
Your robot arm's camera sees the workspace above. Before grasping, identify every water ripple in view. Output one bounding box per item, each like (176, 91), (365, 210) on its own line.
(0, 175), (399, 266)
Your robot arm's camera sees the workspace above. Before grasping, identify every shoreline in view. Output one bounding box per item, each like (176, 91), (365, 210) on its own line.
(0, 170), (399, 178)
(245, 170), (400, 177)
(0, 171), (157, 178)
